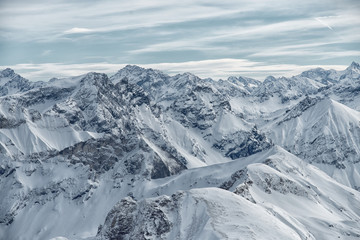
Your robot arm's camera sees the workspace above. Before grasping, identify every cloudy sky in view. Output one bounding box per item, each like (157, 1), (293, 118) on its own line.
(1, 0), (359, 81)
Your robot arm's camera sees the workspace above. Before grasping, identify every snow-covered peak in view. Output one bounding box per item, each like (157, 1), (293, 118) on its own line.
(299, 67), (339, 84)
(110, 65), (169, 86)
(0, 68), (16, 78)
(263, 75), (277, 83)
(123, 64), (147, 72)
(169, 72), (202, 89)
(300, 67), (326, 76)
(347, 61), (360, 71)
(227, 76), (261, 93)
(47, 74), (85, 88)
(267, 96), (360, 188)
(0, 68), (36, 96)
(277, 97), (360, 135)
(46, 72), (109, 90)
(79, 72), (109, 87)
(340, 61), (360, 80)
(0, 68), (26, 86)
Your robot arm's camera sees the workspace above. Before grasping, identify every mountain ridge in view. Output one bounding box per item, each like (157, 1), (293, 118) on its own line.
(0, 62), (359, 240)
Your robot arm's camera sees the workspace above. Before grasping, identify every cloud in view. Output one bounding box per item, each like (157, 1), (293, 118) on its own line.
(64, 27), (94, 34)
(1, 59), (348, 82)
(0, 1), (246, 41)
(1, 0), (359, 74)
(250, 49), (360, 58)
(315, 17), (333, 30)
(2, 0), (358, 42)
(127, 13), (360, 60)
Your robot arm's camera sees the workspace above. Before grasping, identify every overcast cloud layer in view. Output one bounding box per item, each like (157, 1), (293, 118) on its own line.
(1, 0), (359, 81)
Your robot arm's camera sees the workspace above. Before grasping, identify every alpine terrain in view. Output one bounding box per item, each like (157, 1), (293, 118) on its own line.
(0, 62), (360, 240)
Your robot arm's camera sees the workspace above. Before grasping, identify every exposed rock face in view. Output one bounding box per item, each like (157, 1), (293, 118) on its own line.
(278, 96), (320, 124)
(99, 196), (175, 240)
(213, 127), (273, 159)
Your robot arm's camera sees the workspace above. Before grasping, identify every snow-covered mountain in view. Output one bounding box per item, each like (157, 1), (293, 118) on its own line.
(98, 147), (360, 240)
(265, 97), (360, 189)
(0, 68), (44, 96)
(0, 63), (359, 240)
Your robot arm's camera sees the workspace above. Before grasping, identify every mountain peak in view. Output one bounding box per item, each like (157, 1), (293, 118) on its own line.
(264, 75), (277, 83)
(0, 68), (33, 96)
(122, 64), (147, 73)
(119, 65), (164, 76)
(174, 72), (199, 80)
(0, 68), (16, 77)
(170, 72), (202, 88)
(298, 67), (337, 84)
(80, 72), (109, 85)
(111, 65), (169, 87)
(300, 67), (326, 75)
(347, 61), (360, 70)
(340, 61), (360, 80)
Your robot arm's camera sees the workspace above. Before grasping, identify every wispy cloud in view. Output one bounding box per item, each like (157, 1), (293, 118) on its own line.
(250, 49), (360, 58)
(2, 0), (358, 41)
(127, 12), (360, 61)
(315, 17), (333, 30)
(64, 27), (94, 34)
(1, 0), (359, 75)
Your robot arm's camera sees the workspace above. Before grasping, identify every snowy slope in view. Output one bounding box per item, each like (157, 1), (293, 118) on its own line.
(97, 146), (360, 240)
(112, 66), (273, 164)
(265, 97), (360, 189)
(2, 146), (359, 240)
(328, 62), (360, 111)
(0, 62), (360, 240)
(98, 188), (304, 240)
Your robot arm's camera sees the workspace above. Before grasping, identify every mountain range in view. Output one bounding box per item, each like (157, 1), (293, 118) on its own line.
(0, 62), (360, 240)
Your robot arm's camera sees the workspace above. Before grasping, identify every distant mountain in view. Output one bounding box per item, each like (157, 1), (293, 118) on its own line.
(0, 68), (44, 96)
(0, 62), (359, 240)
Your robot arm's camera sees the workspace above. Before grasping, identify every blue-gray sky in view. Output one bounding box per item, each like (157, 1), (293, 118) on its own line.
(1, 0), (360, 81)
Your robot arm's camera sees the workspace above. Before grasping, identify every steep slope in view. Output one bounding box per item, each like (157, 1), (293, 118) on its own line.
(0, 71), (188, 236)
(266, 97), (360, 189)
(0, 68), (43, 96)
(111, 66), (273, 165)
(97, 146), (360, 240)
(328, 62), (360, 111)
(4, 146), (358, 240)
